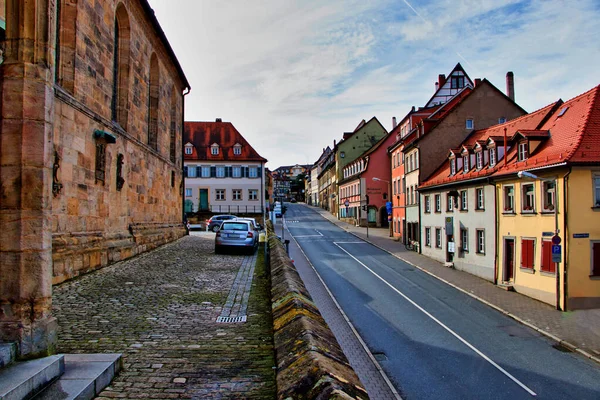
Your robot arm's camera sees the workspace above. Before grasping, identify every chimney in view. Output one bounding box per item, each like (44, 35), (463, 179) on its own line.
(215, 118), (222, 122)
(438, 74), (446, 88)
(474, 78), (481, 87)
(392, 116), (397, 129)
(435, 82), (439, 92)
(506, 71), (515, 101)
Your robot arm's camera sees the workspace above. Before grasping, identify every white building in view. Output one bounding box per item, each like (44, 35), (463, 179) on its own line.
(183, 119), (267, 214)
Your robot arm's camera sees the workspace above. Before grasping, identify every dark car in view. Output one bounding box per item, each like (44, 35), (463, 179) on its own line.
(215, 220), (258, 254)
(207, 214), (237, 232)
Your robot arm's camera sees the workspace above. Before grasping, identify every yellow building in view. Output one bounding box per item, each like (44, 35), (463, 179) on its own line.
(494, 85), (600, 310)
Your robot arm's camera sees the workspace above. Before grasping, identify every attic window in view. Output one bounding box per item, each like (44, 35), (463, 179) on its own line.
(449, 158), (456, 175)
(185, 147), (192, 155)
(463, 155), (469, 173)
(451, 75), (465, 89)
(233, 144), (242, 155)
(518, 142), (528, 161)
(211, 144), (219, 155)
(476, 151), (483, 169)
(489, 148), (497, 167)
(557, 107), (569, 117)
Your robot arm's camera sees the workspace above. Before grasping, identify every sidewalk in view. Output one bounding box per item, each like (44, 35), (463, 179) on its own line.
(308, 205), (600, 363)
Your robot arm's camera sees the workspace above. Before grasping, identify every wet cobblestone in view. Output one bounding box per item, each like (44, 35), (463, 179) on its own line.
(53, 234), (276, 399)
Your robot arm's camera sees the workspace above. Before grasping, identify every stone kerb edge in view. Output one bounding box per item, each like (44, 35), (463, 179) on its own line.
(266, 222), (369, 399)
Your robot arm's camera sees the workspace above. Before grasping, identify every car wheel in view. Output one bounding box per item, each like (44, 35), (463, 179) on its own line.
(215, 245), (221, 254)
(212, 225), (220, 232)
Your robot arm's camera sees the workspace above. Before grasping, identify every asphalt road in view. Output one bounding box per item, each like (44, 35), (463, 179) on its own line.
(283, 203), (600, 400)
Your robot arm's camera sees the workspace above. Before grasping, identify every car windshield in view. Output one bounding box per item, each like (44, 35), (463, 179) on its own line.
(221, 222), (248, 231)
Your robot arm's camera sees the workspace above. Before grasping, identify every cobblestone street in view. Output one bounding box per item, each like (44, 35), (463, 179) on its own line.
(53, 233), (275, 399)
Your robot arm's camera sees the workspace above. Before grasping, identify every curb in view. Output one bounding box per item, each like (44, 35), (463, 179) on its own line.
(311, 207), (600, 366)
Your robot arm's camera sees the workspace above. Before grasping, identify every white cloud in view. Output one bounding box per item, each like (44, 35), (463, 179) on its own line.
(149, 0), (600, 168)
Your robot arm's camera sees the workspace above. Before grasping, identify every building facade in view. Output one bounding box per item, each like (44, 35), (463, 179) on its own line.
(183, 120), (267, 214)
(0, 0), (189, 358)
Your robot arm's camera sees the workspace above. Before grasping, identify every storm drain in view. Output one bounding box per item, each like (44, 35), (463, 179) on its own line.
(216, 253), (257, 324)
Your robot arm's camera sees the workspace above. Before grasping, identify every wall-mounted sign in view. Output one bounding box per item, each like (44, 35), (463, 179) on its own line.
(445, 217), (454, 235)
(542, 232), (554, 237)
(448, 241), (455, 253)
(573, 233), (590, 238)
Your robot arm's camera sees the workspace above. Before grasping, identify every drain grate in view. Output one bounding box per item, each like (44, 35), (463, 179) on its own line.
(216, 315), (247, 323)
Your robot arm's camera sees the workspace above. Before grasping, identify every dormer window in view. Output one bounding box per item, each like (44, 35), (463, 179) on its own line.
(489, 148), (496, 167)
(233, 144), (242, 155)
(211, 144), (219, 155)
(463, 155), (469, 173)
(476, 151), (483, 170)
(450, 158), (456, 175)
(185, 147), (192, 155)
(518, 142), (528, 161)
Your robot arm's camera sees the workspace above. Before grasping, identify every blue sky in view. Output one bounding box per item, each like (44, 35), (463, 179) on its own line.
(148, 0), (600, 169)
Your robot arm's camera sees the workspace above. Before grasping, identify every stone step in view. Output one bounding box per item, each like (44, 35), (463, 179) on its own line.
(0, 344), (17, 369)
(36, 354), (122, 400)
(0, 354), (65, 400)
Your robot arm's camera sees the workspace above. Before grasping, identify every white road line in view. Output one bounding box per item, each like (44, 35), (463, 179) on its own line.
(290, 229), (324, 238)
(334, 242), (538, 397)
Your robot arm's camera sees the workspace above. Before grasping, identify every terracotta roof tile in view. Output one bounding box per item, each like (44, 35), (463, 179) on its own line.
(184, 121), (267, 162)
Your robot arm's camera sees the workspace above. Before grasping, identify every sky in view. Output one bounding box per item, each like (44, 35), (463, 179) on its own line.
(148, 0), (600, 170)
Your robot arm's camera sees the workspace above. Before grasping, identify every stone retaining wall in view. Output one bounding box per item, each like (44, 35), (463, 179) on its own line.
(267, 222), (369, 399)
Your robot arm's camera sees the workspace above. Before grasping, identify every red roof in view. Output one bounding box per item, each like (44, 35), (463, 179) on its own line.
(184, 121), (267, 162)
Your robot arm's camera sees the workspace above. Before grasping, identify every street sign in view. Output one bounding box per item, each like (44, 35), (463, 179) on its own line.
(386, 201), (393, 214)
(344, 199), (350, 207)
(552, 235), (561, 245)
(551, 245), (561, 263)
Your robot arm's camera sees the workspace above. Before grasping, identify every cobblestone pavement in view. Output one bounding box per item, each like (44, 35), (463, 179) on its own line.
(309, 205), (600, 362)
(53, 233), (276, 399)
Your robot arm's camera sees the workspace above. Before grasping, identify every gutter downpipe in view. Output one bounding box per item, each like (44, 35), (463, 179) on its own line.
(181, 87), (191, 227)
(488, 177), (499, 285)
(562, 167), (572, 311)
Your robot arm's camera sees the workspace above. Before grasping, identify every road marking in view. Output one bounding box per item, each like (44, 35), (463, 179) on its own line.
(334, 242), (538, 397)
(291, 229), (324, 238)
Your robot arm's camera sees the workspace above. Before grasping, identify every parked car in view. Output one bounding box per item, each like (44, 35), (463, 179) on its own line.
(215, 220), (258, 254)
(290, 198), (297, 203)
(207, 214), (237, 232)
(232, 217), (263, 231)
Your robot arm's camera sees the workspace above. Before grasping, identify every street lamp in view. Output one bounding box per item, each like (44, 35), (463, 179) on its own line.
(517, 170), (561, 310)
(372, 177), (393, 237)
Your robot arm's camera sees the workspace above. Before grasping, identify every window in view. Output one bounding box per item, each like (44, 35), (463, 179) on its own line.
(476, 151), (483, 169)
(249, 189), (258, 200)
(393, 180), (397, 195)
(521, 239), (535, 270)
(233, 166), (241, 178)
(215, 166), (225, 178)
(112, 4), (131, 129)
(425, 228), (431, 247)
(450, 158), (456, 175)
(476, 229), (485, 254)
(216, 189), (225, 200)
(233, 189), (242, 200)
(435, 228), (442, 248)
(451, 75), (465, 89)
(234, 145), (241, 155)
(460, 228), (468, 252)
(185, 146), (192, 155)
(542, 180), (556, 212)
(435, 194), (441, 212)
(463, 155), (469, 173)
(518, 142), (528, 161)
(593, 175), (600, 207)
(466, 119), (474, 130)
(402, 177), (406, 194)
(460, 190), (468, 211)
(504, 186), (514, 212)
(188, 165), (197, 178)
(185, 188), (192, 197)
(211, 145), (219, 155)
(541, 240), (557, 274)
(424, 195), (430, 213)
(95, 143), (106, 184)
(522, 183), (535, 212)
(476, 188), (484, 210)
(201, 166), (210, 178)
(447, 194), (454, 211)
(489, 148), (496, 167)
(249, 167), (258, 178)
(592, 242), (600, 276)
(499, 117), (506, 124)
(148, 53), (159, 150)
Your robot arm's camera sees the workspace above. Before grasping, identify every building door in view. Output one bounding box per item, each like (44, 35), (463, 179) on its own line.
(199, 189), (209, 211)
(504, 238), (515, 281)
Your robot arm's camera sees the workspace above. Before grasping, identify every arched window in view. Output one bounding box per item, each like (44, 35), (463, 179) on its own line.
(55, 0), (77, 92)
(170, 89), (177, 162)
(148, 53), (159, 150)
(112, 3), (131, 129)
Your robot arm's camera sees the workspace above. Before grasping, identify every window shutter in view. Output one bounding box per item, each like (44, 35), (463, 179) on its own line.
(196, 166), (201, 177)
(521, 239), (533, 268)
(242, 167), (248, 178)
(184, 166), (188, 177)
(542, 241), (550, 272)
(225, 167), (231, 178)
(210, 166), (216, 178)
(593, 243), (600, 276)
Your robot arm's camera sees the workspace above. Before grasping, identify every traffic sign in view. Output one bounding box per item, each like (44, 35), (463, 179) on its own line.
(344, 199), (350, 207)
(552, 235), (561, 245)
(551, 245), (561, 263)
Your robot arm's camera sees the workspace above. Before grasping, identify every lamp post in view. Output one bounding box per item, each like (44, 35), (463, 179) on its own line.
(517, 170), (561, 310)
(372, 177), (393, 237)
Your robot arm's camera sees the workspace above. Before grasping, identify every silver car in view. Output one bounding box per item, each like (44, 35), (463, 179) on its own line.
(232, 217), (263, 231)
(215, 220), (258, 254)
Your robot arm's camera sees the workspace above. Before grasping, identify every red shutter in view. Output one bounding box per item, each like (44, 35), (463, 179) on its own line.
(593, 243), (600, 276)
(521, 240), (527, 268)
(521, 239), (534, 269)
(541, 241), (556, 273)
